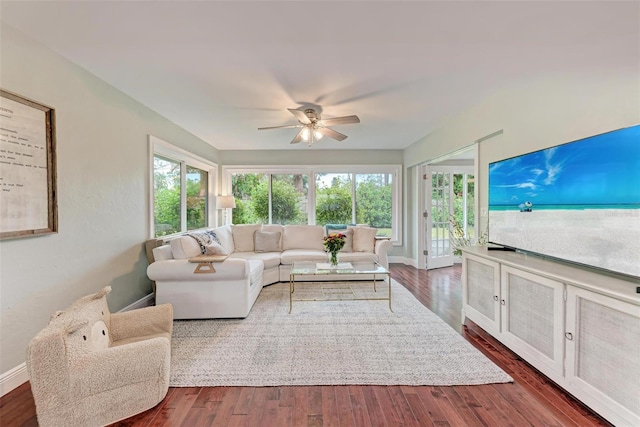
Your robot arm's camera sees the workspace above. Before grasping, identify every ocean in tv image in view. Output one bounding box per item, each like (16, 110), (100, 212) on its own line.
(488, 125), (640, 278)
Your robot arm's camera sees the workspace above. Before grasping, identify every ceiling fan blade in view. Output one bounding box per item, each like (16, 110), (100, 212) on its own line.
(290, 128), (305, 144)
(258, 124), (300, 130)
(318, 127), (348, 142)
(288, 108), (311, 125)
(320, 115), (360, 126)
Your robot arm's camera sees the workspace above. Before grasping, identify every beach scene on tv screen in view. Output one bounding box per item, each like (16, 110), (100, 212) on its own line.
(489, 125), (640, 278)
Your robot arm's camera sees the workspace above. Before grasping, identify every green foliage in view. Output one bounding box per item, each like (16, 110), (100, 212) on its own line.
(356, 179), (392, 228)
(233, 199), (259, 224)
(252, 180), (300, 224)
(316, 178), (352, 224)
(154, 187), (180, 236)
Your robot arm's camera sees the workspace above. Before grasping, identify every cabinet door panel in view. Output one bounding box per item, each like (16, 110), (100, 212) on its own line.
(565, 287), (640, 427)
(501, 266), (564, 380)
(462, 253), (500, 334)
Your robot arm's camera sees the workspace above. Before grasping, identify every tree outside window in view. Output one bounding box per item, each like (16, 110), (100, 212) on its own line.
(154, 156), (181, 236)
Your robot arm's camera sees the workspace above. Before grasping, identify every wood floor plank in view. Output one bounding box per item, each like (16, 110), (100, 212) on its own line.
(334, 385), (356, 427)
(1, 264), (614, 427)
(361, 385), (386, 427)
(386, 386), (421, 427)
(402, 389), (439, 427)
(348, 385), (373, 427)
(320, 385), (340, 427)
(231, 387), (255, 415)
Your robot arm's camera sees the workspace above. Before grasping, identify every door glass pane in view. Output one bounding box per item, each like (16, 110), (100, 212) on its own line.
(153, 155), (181, 237)
(355, 173), (392, 236)
(467, 175), (476, 240)
(186, 166), (207, 230)
(272, 174), (309, 224)
(231, 173), (268, 224)
(431, 172), (450, 257)
(315, 173), (352, 227)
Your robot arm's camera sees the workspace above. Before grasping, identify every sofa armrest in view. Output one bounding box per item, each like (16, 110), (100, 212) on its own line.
(374, 238), (393, 269)
(147, 258), (250, 282)
(110, 304), (173, 342)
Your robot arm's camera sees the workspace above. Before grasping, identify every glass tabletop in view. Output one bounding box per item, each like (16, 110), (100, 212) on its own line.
(290, 261), (389, 275)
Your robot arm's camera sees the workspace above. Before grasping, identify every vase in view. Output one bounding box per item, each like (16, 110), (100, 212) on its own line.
(329, 251), (339, 267)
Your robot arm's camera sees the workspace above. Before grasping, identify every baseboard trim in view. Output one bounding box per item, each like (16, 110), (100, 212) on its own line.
(0, 363), (28, 397)
(0, 293), (155, 397)
(119, 293), (155, 312)
(389, 256), (418, 268)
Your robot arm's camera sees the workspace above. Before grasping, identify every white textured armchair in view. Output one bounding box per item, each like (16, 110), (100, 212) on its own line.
(26, 286), (172, 427)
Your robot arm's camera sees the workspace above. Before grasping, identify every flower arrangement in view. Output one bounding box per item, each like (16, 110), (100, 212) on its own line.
(449, 215), (488, 256)
(323, 232), (346, 266)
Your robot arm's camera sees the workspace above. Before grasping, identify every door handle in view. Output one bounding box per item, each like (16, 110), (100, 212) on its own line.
(565, 332), (574, 341)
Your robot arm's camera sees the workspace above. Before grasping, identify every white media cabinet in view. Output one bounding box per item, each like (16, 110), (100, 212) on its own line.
(461, 246), (639, 426)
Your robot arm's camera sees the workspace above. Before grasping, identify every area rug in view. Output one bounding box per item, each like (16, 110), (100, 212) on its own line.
(170, 280), (513, 386)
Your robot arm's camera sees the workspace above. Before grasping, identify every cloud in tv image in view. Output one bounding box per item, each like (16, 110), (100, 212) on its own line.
(488, 125), (640, 278)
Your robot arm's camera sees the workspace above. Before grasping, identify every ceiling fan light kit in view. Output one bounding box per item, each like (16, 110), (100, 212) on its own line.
(258, 107), (360, 147)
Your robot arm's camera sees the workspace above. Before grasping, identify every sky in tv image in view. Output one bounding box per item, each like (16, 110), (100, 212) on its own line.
(489, 125), (640, 208)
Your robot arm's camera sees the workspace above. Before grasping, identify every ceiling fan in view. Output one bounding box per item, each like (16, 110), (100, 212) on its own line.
(258, 108), (360, 146)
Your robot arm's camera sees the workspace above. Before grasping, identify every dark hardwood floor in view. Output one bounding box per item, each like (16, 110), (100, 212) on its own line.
(0, 264), (611, 427)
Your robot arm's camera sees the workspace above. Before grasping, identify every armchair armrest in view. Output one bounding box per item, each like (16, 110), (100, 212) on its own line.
(110, 304), (173, 342)
(70, 337), (170, 400)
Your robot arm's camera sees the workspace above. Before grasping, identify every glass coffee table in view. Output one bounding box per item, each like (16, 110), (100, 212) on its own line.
(289, 261), (392, 313)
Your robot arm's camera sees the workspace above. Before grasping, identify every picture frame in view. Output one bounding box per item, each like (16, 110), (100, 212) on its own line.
(0, 89), (58, 239)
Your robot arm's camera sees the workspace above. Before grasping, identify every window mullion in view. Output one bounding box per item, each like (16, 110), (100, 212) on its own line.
(268, 174), (273, 224)
(180, 161), (187, 232)
(351, 173), (356, 224)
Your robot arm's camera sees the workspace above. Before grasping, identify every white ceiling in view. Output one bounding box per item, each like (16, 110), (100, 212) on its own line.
(1, 1), (637, 151)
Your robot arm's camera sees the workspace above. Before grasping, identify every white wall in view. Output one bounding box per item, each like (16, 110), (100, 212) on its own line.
(402, 70), (639, 262)
(0, 25), (218, 373)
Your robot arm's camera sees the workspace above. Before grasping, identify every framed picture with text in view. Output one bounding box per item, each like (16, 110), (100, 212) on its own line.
(0, 89), (57, 239)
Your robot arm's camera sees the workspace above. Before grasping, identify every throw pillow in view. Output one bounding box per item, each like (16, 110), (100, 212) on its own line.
(351, 226), (378, 252)
(328, 228), (353, 252)
(188, 231), (229, 255)
(254, 231), (282, 253)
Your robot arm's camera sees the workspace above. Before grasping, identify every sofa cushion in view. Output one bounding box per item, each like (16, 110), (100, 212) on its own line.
(230, 252), (281, 269)
(254, 230), (281, 253)
(283, 225), (324, 251)
(211, 225), (235, 254)
(170, 236), (202, 259)
(350, 226), (378, 253)
(280, 249), (329, 265)
(232, 224), (262, 252)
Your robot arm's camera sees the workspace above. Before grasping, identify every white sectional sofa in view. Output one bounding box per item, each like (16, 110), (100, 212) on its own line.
(146, 224), (392, 319)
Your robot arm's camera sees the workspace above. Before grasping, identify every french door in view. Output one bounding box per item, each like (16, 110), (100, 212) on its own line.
(423, 165), (475, 269)
(424, 167), (454, 269)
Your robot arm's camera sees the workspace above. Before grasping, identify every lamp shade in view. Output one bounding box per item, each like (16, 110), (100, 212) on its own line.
(216, 195), (236, 209)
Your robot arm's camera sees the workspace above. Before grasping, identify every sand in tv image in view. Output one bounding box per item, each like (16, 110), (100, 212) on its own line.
(489, 125), (640, 278)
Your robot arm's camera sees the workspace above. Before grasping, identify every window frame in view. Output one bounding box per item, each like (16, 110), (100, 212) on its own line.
(223, 164), (402, 245)
(149, 135), (217, 238)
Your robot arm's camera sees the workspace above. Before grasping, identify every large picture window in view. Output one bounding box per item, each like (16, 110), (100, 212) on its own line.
(150, 136), (217, 238)
(224, 165), (401, 244)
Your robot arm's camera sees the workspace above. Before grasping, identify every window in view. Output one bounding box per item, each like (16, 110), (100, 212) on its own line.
(231, 173), (309, 225)
(224, 165), (402, 244)
(150, 136), (217, 238)
(315, 173), (352, 225)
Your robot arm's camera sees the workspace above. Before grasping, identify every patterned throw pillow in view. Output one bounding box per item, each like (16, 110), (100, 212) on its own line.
(188, 231), (228, 255)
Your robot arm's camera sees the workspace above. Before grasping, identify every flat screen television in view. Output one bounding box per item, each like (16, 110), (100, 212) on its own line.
(488, 124), (640, 279)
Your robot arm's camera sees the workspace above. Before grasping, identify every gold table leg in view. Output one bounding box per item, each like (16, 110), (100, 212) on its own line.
(388, 273), (393, 312)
